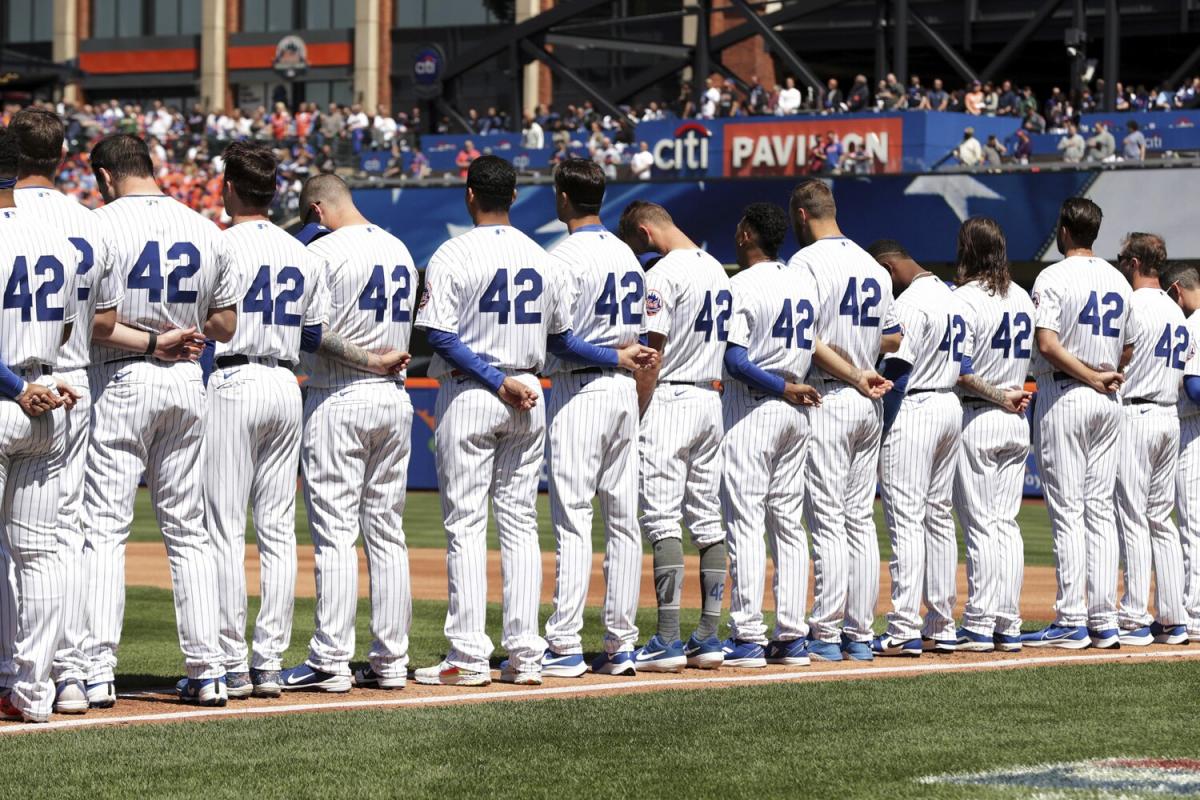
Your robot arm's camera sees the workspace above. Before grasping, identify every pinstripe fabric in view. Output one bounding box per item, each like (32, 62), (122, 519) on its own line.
(1031, 256), (1132, 630)
(643, 249), (729, 382)
(1177, 310), (1200, 637)
(789, 237), (895, 644)
(1115, 289), (1188, 630)
(953, 281), (1036, 638)
(543, 229), (645, 656)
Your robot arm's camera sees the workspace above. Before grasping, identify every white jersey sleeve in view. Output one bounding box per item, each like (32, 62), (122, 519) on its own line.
(1178, 310), (1200, 419)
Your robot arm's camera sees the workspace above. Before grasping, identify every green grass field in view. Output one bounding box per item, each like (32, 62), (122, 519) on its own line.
(126, 489), (1058, 566)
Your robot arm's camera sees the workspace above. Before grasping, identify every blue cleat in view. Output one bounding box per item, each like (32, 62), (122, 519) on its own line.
(872, 634), (922, 657)
(1118, 625), (1153, 647)
(804, 637), (842, 663)
(591, 651), (637, 676)
(1088, 628), (1120, 649)
(721, 638), (767, 668)
(922, 636), (957, 653)
(176, 676), (228, 707)
(954, 627), (995, 653)
(633, 635), (686, 673)
(1020, 625), (1089, 649)
(1151, 622), (1189, 645)
(684, 634), (724, 669)
(767, 638), (812, 666)
(541, 650), (587, 678)
(840, 635), (874, 661)
(278, 663), (352, 692)
(993, 633), (1023, 653)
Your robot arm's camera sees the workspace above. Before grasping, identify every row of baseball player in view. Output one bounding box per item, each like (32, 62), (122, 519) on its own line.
(0, 107), (1196, 723)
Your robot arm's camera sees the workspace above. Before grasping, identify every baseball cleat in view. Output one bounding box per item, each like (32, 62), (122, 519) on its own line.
(684, 634), (724, 669)
(1020, 624), (1089, 649)
(498, 660), (543, 685)
(590, 651), (636, 676)
(633, 635), (686, 673)
(922, 636), (957, 653)
(721, 638), (767, 668)
(1118, 626), (1154, 647)
(413, 660), (491, 687)
(1088, 628), (1121, 649)
(872, 634), (922, 657)
(0, 694), (48, 723)
(353, 666), (406, 690)
(86, 680), (116, 709)
(954, 628), (995, 653)
(53, 679), (89, 714)
(1150, 622), (1189, 645)
(804, 638), (842, 662)
(176, 676), (228, 707)
(840, 635), (874, 662)
(278, 664), (352, 693)
(541, 650), (587, 678)
(251, 668), (282, 698)
(993, 633), (1023, 652)
(766, 639), (811, 666)
(225, 671), (254, 699)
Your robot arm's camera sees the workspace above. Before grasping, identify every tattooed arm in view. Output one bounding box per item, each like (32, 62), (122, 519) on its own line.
(958, 372), (1031, 413)
(318, 331), (410, 376)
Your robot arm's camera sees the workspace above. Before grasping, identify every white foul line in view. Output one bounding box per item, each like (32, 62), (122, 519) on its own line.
(2, 648), (1198, 736)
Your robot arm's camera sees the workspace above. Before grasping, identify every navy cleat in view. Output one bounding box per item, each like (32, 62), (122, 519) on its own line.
(872, 634), (922, 657)
(591, 651), (637, 676)
(633, 635), (686, 673)
(1150, 622), (1189, 645)
(1118, 625), (1154, 647)
(541, 650), (587, 678)
(1020, 625), (1089, 649)
(767, 638), (812, 666)
(176, 676), (228, 707)
(684, 634), (724, 669)
(353, 666), (406, 690)
(993, 633), (1023, 653)
(1088, 628), (1120, 649)
(922, 636), (956, 653)
(721, 638), (767, 668)
(954, 628), (995, 653)
(278, 664), (352, 693)
(250, 668), (282, 698)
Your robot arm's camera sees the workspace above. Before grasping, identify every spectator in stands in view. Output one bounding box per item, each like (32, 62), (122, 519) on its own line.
(1022, 106), (1047, 133)
(954, 126), (983, 167)
(346, 103), (370, 152)
(1019, 86), (1037, 115)
(747, 75), (768, 115)
(983, 134), (1007, 166)
(927, 78), (949, 111)
(778, 76), (803, 115)
(465, 107), (481, 133)
(1175, 77), (1200, 108)
(295, 102), (314, 139)
(317, 143), (337, 174)
(1057, 122), (1086, 162)
(1079, 89), (1097, 113)
(1086, 121), (1116, 161)
(270, 101), (291, 141)
(373, 105), (397, 148)
(522, 112), (544, 150)
(846, 74), (870, 112)
(819, 131), (842, 173)
(1114, 81), (1131, 111)
(905, 75), (928, 109)
(822, 77), (844, 113)
(965, 81), (984, 115)
(320, 102), (343, 147)
(1132, 84), (1152, 111)
(641, 101), (665, 121)
(981, 81), (999, 115)
(456, 139), (481, 178)
(876, 78), (900, 110)
(630, 141), (654, 180)
(840, 141), (872, 174)
(700, 76), (721, 119)
(1123, 120), (1147, 161)
(996, 80), (1019, 115)
(674, 82), (696, 118)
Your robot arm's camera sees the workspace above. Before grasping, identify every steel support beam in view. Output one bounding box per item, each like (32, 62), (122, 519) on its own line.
(519, 39), (629, 123)
(892, 0), (908, 83)
(544, 32), (693, 60)
(874, 0), (888, 84)
(979, 0), (1065, 83)
(728, 0), (822, 91)
(1103, 0), (1118, 110)
(1167, 45), (1200, 89)
(695, 0), (710, 110)
(434, 98), (473, 134)
(910, 10), (979, 84)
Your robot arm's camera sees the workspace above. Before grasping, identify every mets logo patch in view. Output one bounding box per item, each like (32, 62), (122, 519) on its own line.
(418, 282), (432, 311)
(645, 290), (663, 316)
(1031, 290), (1040, 309)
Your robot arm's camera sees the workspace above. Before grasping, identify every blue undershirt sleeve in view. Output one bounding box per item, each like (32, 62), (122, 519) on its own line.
(1185, 375), (1200, 406)
(427, 329), (506, 392)
(959, 355), (975, 376)
(880, 357), (914, 433)
(300, 324), (323, 353)
(0, 360), (25, 399)
(724, 345), (787, 397)
(547, 331), (620, 368)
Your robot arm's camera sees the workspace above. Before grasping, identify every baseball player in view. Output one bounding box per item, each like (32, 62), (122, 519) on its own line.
(785, 179), (900, 662)
(1161, 261), (1200, 642)
(80, 134), (240, 707)
(1024, 197), (1134, 649)
(0, 127), (79, 723)
(720, 203), (890, 668)
(618, 200), (731, 672)
(950, 217), (1036, 653)
(1113, 233), (1190, 646)
(277, 174), (416, 693)
(202, 144), (329, 699)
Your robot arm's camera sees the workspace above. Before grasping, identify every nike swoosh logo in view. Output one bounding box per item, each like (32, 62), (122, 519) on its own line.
(285, 673), (309, 686)
(636, 650), (665, 660)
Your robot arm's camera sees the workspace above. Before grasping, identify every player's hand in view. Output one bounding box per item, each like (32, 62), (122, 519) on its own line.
(156, 326), (207, 362)
(17, 382), (62, 417)
(616, 343), (659, 371)
(1090, 370), (1124, 394)
(783, 382), (822, 407)
(366, 350), (411, 376)
(854, 370), (893, 400)
(1000, 388), (1033, 414)
(54, 379), (83, 411)
(498, 376), (538, 411)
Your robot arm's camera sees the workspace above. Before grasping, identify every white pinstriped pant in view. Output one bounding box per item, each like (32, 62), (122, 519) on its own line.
(436, 374), (545, 674)
(545, 370), (641, 655)
(1033, 376), (1122, 630)
(81, 360), (224, 681)
(0, 386), (66, 719)
(206, 363), (304, 673)
(1115, 403), (1187, 629)
(302, 379), (413, 678)
(804, 383), (883, 644)
(639, 383), (724, 547)
(721, 383), (810, 645)
(1176, 414), (1200, 637)
(954, 402), (1029, 637)
(880, 391), (963, 642)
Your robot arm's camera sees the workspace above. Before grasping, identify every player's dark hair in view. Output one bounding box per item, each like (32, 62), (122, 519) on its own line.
(553, 158), (605, 215)
(1057, 196), (1102, 247)
(222, 141), (278, 210)
(956, 216), (1011, 296)
(866, 239), (912, 261)
(739, 202), (788, 261)
(789, 178), (836, 221)
(467, 154), (516, 213)
(1160, 261), (1200, 291)
(617, 200), (673, 245)
(1120, 232), (1167, 275)
(0, 127), (17, 180)
(90, 134), (154, 181)
(10, 107), (64, 178)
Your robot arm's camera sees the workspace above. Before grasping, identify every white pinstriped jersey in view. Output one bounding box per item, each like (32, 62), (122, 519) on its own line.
(725, 260), (817, 383)
(0, 208), (79, 366)
(219, 220), (329, 362)
(91, 194), (240, 365)
(1030, 255), (1135, 375)
(1178, 310), (1200, 419)
(304, 224), (416, 387)
(1121, 288), (1188, 404)
(542, 226), (645, 377)
(787, 237), (897, 378)
(13, 187), (123, 371)
(416, 224), (569, 377)
(643, 248), (731, 382)
(889, 276), (973, 391)
(955, 280), (1036, 391)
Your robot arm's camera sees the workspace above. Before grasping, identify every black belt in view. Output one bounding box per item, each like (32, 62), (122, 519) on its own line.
(215, 355), (296, 370)
(961, 397), (991, 408)
(1052, 371), (1076, 382)
(662, 380), (711, 386)
(1126, 397), (1168, 406)
(15, 363), (53, 375)
(571, 367), (607, 376)
(908, 387), (951, 395)
(105, 355), (159, 366)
